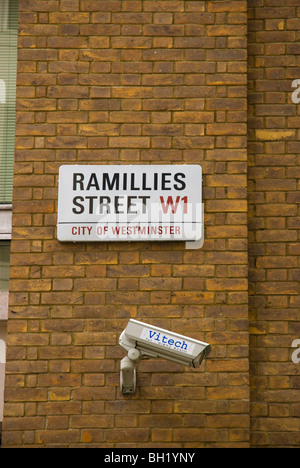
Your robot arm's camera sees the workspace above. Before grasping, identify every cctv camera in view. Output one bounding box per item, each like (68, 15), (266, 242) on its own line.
(119, 319), (211, 394)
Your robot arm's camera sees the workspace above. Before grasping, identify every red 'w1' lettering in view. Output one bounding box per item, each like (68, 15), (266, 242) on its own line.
(160, 196), (188, 214)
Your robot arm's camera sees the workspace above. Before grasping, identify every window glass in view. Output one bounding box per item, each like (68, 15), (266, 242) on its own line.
(0, 241), (10, 291)
(0, 325), (6, 424)
(0, 0), (19, 203)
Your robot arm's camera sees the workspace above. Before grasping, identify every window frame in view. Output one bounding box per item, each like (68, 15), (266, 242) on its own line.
(0, 210), (10, 432)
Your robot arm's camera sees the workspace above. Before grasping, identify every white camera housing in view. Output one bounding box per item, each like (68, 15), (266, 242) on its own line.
(119, 319), (211, 394)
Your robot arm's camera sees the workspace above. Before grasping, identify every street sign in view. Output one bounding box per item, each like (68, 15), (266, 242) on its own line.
(57, 165), (203, 243)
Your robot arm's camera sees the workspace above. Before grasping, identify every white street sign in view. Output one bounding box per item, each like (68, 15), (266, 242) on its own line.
(57, 165), (203, 242)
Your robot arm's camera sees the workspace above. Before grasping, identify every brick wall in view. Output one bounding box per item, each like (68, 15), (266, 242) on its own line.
(2, 0), (249, 447)
(248, 0), (300, 448)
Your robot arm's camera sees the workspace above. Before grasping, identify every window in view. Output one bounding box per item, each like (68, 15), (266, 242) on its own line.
(0, 239), (11, 436)
(0, 0), (18, 203)
(0, 242), (10, 292)
(0, 323), (6, 434)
